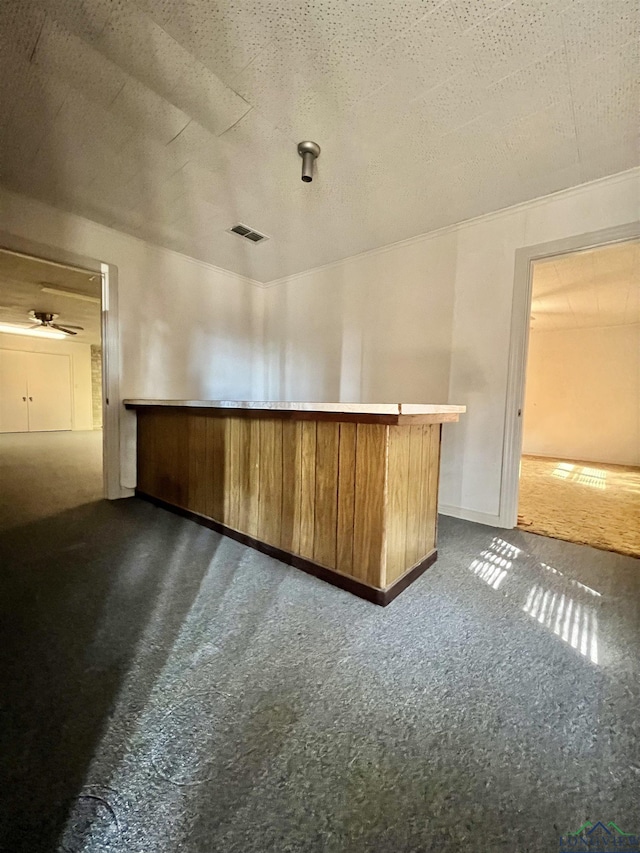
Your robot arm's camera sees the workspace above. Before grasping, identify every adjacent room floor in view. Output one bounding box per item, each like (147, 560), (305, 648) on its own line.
(1, 475), (639, 852)
(518, 454), (640, 558)
(0, 430), (103, 532)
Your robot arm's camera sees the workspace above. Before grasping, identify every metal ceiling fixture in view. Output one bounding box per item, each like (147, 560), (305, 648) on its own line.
(297, 141), (321, 182)
(28, 310), (84, 336)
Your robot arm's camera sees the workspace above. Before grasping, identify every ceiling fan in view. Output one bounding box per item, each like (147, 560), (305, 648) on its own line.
(28, 310), (84, 336)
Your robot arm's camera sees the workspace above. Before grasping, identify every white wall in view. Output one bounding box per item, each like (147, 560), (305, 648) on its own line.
(0, 187), (265, 489)
(523, 324), (640, 466)
(0, 333), (93, 430)
(264, 169), (640, 525)
(444, 170), (639, 523)
(264, 231), (458, 404)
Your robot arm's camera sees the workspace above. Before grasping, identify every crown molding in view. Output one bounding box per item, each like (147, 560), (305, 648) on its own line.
(3, 167), (638, 291)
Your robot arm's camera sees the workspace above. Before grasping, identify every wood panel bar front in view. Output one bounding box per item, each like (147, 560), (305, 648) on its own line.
(126, 401), (464, 605)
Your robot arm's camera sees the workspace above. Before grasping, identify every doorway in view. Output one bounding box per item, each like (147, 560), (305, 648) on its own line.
(0, 248), (105, 530)
(516, 239), (640, 556)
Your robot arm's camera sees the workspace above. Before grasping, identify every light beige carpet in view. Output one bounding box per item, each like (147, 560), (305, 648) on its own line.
(0, 430), (103, 532)
(518, 455), (640, 558)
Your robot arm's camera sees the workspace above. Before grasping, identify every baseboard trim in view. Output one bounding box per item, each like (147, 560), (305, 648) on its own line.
(384, 550), (438, 604)
(439, 504), (504, 528)
(136, 490), (437, 606)
(523, 451), (639, 467)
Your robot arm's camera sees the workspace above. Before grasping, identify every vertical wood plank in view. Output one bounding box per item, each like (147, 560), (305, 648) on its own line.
(136, 410), (154, 495)
(236, 417), (251, 533)
(425, 424), (441, 551)
(298, 421), (317, 559)
(205, 414), (225, 522)
(352, 423), (387, 587)
(417, 425), (432, 558)
(156, 412), (170, 499)
(336, 422), (356, 575)
(417, 425), (437, 555)
(224, 416), (241, 529)
(177, 410), (190, 508)
(281, 420), (302, 553)
(313, 421), (339, 568)
(151, 410), (167, 500)
(147, 411), (159, 497)
(415, 425), (431, 559)
(404, 424), (425, 569)
(156, 411), (178, 505)
(188, 413), (207, 515)
(245, 418), (261, 537)
(385, 425), (412, 585)
(258, 418), (283, 546)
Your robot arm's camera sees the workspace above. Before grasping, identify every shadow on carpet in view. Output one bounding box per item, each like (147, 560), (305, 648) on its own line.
(0, 499), (226, 853)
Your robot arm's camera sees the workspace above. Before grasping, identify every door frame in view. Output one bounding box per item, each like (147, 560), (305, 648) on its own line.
(499, 221), (640, 528)
(0, 232), (130, 500)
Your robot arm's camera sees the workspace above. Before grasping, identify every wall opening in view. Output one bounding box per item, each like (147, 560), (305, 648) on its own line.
(0, 239), (123, 529)
(516, 239), (640, 557)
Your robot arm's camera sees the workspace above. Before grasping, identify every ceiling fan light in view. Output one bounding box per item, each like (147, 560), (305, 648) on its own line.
(0, 322), (67, 340)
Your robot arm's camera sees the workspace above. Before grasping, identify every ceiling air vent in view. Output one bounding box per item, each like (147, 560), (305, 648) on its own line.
(228, 223), (269, 244)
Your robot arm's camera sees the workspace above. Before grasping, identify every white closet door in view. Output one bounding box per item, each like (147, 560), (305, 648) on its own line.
(0, 350), (29, 432)
(26, 351), (72, 432)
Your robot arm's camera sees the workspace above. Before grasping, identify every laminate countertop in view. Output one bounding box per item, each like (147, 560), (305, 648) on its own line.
(124, 400), (466, 417)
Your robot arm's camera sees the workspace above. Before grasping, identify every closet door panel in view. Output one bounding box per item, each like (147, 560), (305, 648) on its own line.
(26, 352), (72, 432)
(0, 350), (29, 433)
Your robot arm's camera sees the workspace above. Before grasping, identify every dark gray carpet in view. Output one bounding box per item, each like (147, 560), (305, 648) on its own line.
(0, 496), (639, 853)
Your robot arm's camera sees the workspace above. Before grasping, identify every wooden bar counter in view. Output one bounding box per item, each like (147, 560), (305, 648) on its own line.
(124, 400), (465, 605)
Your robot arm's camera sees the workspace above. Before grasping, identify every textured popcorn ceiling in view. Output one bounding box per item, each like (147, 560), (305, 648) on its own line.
(0, 0), (638, 283)
(531, 239), (640, 331)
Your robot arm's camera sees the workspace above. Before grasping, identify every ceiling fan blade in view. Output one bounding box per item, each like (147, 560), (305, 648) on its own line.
(28, 323), (43, 329)
(50, 324), (78, 335)
(55, 323), (84, 330)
